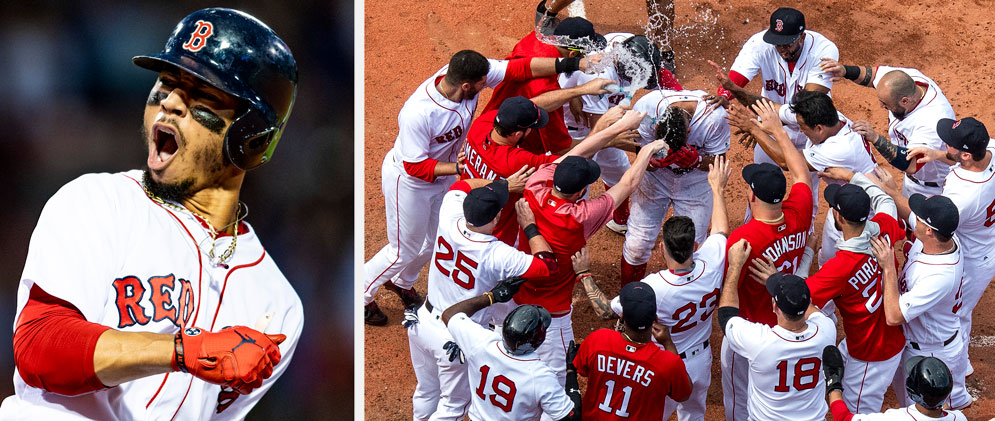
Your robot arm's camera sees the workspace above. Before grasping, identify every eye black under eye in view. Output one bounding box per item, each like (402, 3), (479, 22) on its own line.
(147, 90), (168, 106)
(191, 105), (226, 134)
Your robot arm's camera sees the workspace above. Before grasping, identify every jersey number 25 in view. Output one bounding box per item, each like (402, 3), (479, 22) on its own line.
(434, 236), (479, 289)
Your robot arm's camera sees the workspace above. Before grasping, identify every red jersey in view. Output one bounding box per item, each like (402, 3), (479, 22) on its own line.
(726, 182), (814, 326)
(574, 329), (692, 420)
(483, 31), (572, 155)
(519, 163), (614, 312)
(806, 213), (906, 361)
(460, 110), (559, 247)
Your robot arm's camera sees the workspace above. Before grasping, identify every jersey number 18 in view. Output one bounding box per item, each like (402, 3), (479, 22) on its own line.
(774, 357), (821, 392)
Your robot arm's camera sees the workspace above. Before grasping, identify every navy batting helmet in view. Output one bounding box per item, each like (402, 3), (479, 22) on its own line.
(134, 8), (298, 170)
(502, 305), (551, 356)
(905, 356), (953, 410)
(615, 35), (662, 90)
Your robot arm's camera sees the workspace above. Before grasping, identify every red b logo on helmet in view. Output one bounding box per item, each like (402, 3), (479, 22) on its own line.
(182, 20), (214, 52)
(775, 19), (784, 32)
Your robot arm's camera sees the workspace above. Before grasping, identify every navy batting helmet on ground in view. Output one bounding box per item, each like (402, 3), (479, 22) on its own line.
(905, 356), (953, 410)
(502, 305), (552, 355)
(616, 35), (662, 89)
(134, 8), (298, 170)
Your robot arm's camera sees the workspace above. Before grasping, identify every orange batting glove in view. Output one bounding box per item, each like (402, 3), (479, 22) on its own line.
(172, 326), (286, 395)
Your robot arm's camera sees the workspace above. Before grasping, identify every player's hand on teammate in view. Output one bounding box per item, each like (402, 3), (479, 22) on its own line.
(442, 341), (466, 364)
(515, 197), (537, 227)
(580, 78), (614, 95)
(651, 322), (677, 353)
(865, 166), (900, 197)
(817, 166), (856, 183)
(818, 58), (847, 82)
(727, 239), (752, 269)
(868, 235), (895, 265)
(173, 326), (285, 395)
(615, 110), (648, 132)
(607, 129), (641, 151)
(906, 146), (947, 165)
(707, 155), (731, 189)
(508, 165), (536, 194)
(571, 247), (591, 274)
(707, 60), (738, 92)
(725, 104), (762, 138)
(565, 340), (580, 371)
(455, 151), (467, 176)
(821, 345), (846, 394)
(750, 99), (785, 135)
(747, 256), (777, 284)
(703, 93), (730, 111)
(568, 98), (587, 128)
(852, 120), (878, 143)
(578, 54), (602, 73)
(639, 139), (670, 159)
(490, 276), (528, 303)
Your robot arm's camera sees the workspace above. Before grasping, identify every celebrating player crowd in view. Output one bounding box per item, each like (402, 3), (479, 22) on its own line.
(366, 2), (990, 420)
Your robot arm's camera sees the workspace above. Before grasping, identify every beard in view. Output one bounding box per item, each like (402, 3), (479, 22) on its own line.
(143, 170), (195, 203)
(892, 107), (908, 120)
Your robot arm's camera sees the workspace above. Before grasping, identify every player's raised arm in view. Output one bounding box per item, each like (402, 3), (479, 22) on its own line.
(717, 239), (751, 334)
(555, 109), (645, 162)
(441, 276), (527, 325)
(708, 60), (764, 107)
(571, 247), (617, 320)
(751, 99), (811, 186)
(603, 139), (668, 207)
(853, 119), (921, 174)
(707, 155), (731, 237)
(819, 58), (876, 86)
(531, 78), (613, 112)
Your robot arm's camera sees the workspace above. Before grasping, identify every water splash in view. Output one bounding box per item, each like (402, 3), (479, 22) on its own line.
(643, 4), (729, 65)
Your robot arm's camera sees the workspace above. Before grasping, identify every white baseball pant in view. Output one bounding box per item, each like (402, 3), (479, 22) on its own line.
(592, 147), (630, 187)
(623, 170), (712, 265)
(891, 336), (972, 410)
(536, 309), (574, 421)
(662, 342), (712, 421)
(837, 339), (902, 414)
(901, 175), (943, 198)
(408, 303), (470, 421)
(364, 152), (452, 305)
(958, 254), (995, 376)
(720, 339), (749, 421)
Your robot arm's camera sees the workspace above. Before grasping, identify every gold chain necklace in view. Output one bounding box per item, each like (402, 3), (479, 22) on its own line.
(621, 331), (648, 345)
(141, 184), (246, 268)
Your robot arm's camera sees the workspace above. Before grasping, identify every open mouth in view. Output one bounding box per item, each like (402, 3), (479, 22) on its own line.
(148, 123), (180, 170)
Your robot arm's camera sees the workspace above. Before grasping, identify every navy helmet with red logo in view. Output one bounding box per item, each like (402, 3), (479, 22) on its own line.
(134, 8), (299, 170)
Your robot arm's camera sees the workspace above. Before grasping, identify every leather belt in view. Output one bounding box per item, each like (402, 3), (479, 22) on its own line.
(424, 299), (434, 312)
(909, 331), (957, 350)
(679, 339), (709, 359)
(906, 174), (940, 188)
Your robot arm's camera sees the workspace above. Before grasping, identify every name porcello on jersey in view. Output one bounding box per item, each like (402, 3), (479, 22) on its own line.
(596, 354), (655, 387)
(760, 232), (806, 263)
(461, 142), (499, 180)
(114, 274), (194, 328)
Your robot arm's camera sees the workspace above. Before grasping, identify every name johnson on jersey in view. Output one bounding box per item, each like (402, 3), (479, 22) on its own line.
(761, 232), (806, 263)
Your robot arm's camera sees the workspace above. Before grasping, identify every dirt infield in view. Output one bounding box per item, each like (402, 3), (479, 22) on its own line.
(364, 0), (995, 418)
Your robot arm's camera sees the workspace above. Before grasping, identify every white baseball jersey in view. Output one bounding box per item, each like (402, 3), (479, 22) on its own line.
(427, 186), (535, 325)
(776, 105), (877, 180)
(730, 30), (837, 104)
(634, 89), (731, 156)
(447, 313), (574, 421)
(389, 59), (511, 174)
(849, 405), (966, 420)
(943, 145), (995, 261)
(897, 217), (964, 345)
(1, 171), (304, 420)
(559, 71), (592, 138)
(724, 312), (837, 421)
(871, 66), (955, 185)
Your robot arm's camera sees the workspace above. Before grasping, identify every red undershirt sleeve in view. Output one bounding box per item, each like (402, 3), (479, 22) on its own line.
(403, 159), (440, 182)
(503, 58), (535, 82)
(13, 284), (111, 396)
(728, 71), (749, 87)
(448, 180), (472, 193)
(520, 255), (554, 278)
(830, 399), (854, 421)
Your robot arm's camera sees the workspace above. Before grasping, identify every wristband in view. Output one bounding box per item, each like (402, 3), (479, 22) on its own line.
(524, 223), (541, 239)
(173, 332), (187, 373)
(555, 57), (581, 74)
(483, 291), (494, 306)
(843, 65), (861, 81)
(575, 270), (591, 277)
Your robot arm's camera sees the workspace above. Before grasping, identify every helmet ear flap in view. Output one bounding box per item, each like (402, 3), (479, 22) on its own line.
(224, 108), (280, 170)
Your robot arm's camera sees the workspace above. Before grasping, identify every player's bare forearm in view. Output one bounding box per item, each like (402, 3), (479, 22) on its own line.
(719, 263), (742, 310)
(710, 185), (729, 237)
(880, 263), (905, 326)
(579, 275), (617, 320)
(433, 161), (461, 177)
(442, 294), (492, 325)
(870, 134), (899, 161)
(93, 330), (175, 387)
(729, 87), (764, 107)
(802, 83), (830, 94)
(527, 234), (553, 255)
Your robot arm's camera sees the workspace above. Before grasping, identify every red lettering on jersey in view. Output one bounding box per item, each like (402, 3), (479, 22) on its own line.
(149, 275), (179, 325)
(177, 277), (195, 325)
(607, 94), (625, 105)
(182, 20), (214, 52)
(476, 365), (518, 412)
(435, 125), (464, 143)
(113, 276), (150, 328)
(764, 79), (787, 97)
(894, 131), (909, 146)
(984, 197), (995, 227)
(952, 276), (964, 314)
(216, 387), (239, 413)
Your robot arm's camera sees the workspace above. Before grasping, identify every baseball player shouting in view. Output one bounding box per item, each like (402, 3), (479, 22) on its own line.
(794, 168), (906, 414)
(819, 59), (955, 197)
(572, 282), (693, 420)
(721, 99), (814, 419)
(364, 49), (595, 325)
(906, 117), (995, 377)
(441, 281), (582, 421)
(516, 135), (668, 388)
(719, 243), (838, 421)
(619, 88), (731, 285)
(407, 175), (557, 420)
(822, 347), (967, 420)
(861, 184), (972, 409)
(613, 156), (731, 420)
(3, 8), (302, 419)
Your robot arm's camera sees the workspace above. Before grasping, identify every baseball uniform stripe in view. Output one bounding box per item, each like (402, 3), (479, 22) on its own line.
(210, 250), (267, 330)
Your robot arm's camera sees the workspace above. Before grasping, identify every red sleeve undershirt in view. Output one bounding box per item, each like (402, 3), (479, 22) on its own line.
(503, 57), (535, 82)
(717, 70), (750, 100)
(830, 399), (854, 421)
(449, 180), (472, 193)
(520, 255), (554, 278)
(13, 284), (111, 396)
(403, 159), (440, 182)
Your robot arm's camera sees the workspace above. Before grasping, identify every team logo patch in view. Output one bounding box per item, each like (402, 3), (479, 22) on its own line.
(185, 327), (202, 336)
(952, 119), (962, 129)
(182, 20), (214, 52)
(625, 344), (636, 352)
(777, 224), (786, 232)
(775, 19), (784, 32)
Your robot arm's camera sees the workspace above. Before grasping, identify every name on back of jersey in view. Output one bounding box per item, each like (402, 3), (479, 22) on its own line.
(761, 232), (806, 263)
(597, 354), (654, 387)
(847, 258), (880, 290)
(461, 142), (499, 180)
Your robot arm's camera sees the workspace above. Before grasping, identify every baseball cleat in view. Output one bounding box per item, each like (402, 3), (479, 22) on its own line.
(385, 282), (424, 310)
(661, 49), (676, 73)
(365, 302), (388, 326)
(606, 220), (628, 235)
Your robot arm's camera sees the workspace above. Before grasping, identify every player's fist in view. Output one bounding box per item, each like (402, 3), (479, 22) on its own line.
(727, 239), (752, 267)
(581, 78), (614, 95)
(565, 340), (580, 371)
(173, 326), (285, 395)
(570, 247), (591, 274)
(515, 197), (537, 227)
(822, 345), (845, 394)
(490, 276), (527, 303)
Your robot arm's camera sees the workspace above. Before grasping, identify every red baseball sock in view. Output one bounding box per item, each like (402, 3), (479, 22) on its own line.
(620, 257), (647, 287)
